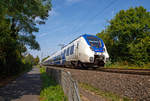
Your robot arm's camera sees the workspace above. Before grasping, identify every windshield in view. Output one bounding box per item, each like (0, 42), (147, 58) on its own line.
(86, 36), (102, 48)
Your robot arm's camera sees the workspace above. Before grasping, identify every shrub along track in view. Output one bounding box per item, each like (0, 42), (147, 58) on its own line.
(46, 66), (150, 101)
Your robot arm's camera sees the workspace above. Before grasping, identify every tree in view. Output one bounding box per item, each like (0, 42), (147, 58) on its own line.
(0, 0), (52, 76)
(97, 6), (150, 65)
(34, 56), (40, 65)
(1, 0), (51, 50)
(24, 54), (35, 65)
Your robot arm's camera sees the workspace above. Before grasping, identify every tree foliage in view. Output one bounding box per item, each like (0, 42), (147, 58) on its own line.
(34, 56), (40, 65)
(0, 0), (51, 76)
(1, 0), (51, 50)
(24, 54), (40, 65)
(42, 56), (50, 62)
(97, 6), (150, 65)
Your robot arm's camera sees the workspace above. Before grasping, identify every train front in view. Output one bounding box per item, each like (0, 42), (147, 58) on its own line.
(84, 35), (109, 66)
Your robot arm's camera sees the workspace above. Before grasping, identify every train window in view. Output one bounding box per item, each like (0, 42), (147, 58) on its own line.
(77, 43), (79, 48)
(70, 45), (74, 55)
(66, 47), (70, 56)
(87, 36), (102, 48)
(53, 57), (55, 61)
(64, 50), (66, 56)
(55, 56), (57, 61)
(58, 55), (60, 60)
(59, 55), (61, 60)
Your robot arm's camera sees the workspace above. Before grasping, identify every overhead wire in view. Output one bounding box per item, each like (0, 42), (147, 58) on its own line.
(62, 0), (118, 44)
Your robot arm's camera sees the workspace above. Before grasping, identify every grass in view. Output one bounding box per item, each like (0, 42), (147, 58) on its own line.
(104, 61), (150, 69)
(40, 67), (67, 101)
(79, 82), (131, 101)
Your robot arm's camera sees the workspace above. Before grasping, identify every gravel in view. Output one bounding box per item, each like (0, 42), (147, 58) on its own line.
(61, 68), (150, 101)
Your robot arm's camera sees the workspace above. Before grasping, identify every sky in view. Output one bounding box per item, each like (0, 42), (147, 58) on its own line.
(29, 0), (150, 60)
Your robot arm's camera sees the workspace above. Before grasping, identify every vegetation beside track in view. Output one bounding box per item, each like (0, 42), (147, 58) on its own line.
(0, 54), (40, 87)
(97, 6), (150, 68)
(0, 0), (51, 79)
(104, 61), (150, 69)
(80, 83), (131, 101)
(40, 67), (67, 101)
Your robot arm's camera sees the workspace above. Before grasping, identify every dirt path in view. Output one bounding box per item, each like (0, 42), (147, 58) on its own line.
(0, 68), (41, 101)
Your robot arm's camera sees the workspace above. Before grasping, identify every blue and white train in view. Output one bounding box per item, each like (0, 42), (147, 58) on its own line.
(42, 34), (109, 68)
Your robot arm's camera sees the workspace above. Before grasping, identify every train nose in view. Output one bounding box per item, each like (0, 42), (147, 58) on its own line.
(94, 55), (105, 66)
(95, 55), (105, 60)
(89, 57), (94, 62)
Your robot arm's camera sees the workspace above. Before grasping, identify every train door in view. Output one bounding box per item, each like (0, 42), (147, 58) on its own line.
(62, 49), (66, 65)
(75, 41), (79, 60)
(70, 44), (75, 60)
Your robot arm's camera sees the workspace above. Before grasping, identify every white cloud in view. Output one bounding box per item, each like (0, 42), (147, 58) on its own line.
(66, 0), (83, 4)
(38, 26), (67, 38)
(49, 9), (58, 16)
(39, 33), (49, 37)
(35, 17), (41, 21)
(66, 0), (82, 2)
(111, 8), (115, 17)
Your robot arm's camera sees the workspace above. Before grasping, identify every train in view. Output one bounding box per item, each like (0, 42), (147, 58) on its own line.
(42, 34), (109, 68)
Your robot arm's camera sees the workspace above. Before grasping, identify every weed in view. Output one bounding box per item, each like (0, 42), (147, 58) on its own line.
(40, 68), (67, 101)
(80, 83), (131, 101)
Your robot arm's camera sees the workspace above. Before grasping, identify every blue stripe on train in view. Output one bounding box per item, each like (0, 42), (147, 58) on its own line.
(53, 59), (66, 65)
(82, 34), (104, 52)
(54, 61), (60, 65)
(62, 59), (66, 65)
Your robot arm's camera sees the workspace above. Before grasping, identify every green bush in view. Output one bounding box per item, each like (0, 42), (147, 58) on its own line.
(104, 60), (112, 68)
(97, 6), (150, 66)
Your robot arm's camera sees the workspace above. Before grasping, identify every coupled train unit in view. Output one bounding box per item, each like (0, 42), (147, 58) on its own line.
(42, 34), (109, 68)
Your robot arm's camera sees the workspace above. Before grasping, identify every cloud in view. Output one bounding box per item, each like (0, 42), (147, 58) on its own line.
(65, 0), (83, 4)
(35, 17), (41, 21)
(66, 0), (82, 2)
(38, 26), (68, 38)
(39, 33), (49, 37)
(49, 9), (58, 16)
(111, 8), (115, 17)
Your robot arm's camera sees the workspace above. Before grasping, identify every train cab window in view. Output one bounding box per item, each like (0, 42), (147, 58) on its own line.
(70, 45), (74, 55)
(66, 47), (70, 56)
(87, 36), (102, 48)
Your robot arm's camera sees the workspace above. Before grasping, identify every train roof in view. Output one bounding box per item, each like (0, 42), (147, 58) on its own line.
(47, 34), (101, 58)
(61, 34), (99, 50)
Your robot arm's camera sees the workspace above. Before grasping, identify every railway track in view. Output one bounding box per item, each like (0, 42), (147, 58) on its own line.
(45, 65), (150, 76)
(97, 68), (150, 75)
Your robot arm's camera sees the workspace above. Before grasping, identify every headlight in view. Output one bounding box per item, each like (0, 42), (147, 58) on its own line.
(89, 57), (94, 62)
